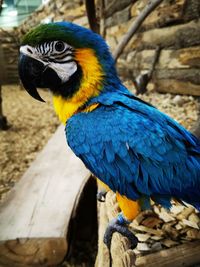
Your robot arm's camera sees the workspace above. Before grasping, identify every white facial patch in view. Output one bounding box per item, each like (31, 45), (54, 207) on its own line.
(20, 42), (77, 83)
(48, 61), (77, 82)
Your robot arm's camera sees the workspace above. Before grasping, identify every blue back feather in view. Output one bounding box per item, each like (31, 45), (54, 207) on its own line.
(66, 88), (200, 210)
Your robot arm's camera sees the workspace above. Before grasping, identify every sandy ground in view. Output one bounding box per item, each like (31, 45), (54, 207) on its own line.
(0, 85), (59, 200)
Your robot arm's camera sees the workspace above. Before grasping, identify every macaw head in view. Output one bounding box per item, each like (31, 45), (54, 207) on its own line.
(18, 22), (119, 122)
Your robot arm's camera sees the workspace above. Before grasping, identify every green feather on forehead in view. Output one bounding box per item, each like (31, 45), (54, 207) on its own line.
(21, 23), (82, 48)
(22, 24), (69, 45)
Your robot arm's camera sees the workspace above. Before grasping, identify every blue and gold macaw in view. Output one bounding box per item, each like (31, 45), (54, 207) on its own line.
(18, 22), (200, 250)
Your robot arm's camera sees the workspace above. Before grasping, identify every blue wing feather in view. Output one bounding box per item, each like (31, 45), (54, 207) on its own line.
(66, 90), (200, 209)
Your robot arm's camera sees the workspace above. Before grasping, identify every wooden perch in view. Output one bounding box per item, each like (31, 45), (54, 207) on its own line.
(113, 0), (164, 61)
(0, 125), (91, 267)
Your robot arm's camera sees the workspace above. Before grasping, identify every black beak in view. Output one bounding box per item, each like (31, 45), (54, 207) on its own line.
(18, 53), (45, 102)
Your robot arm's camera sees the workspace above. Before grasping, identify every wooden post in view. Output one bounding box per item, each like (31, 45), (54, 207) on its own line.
(95, 191), (136, 267)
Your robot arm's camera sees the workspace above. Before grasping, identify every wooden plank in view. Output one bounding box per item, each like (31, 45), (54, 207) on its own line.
(0, 125), (91, 266)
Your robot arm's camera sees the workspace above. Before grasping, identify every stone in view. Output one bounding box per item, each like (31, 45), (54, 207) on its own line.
(150, 242), (162, 252)
(137, 243), (151, 252)
(172, 95), (185, 106)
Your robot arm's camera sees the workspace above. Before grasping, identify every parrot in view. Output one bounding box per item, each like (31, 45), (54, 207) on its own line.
(18, 22), (200, 252)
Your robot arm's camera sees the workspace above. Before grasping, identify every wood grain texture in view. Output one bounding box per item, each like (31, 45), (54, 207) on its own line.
(155, 79), (200, 96)
(127, 20), (200, 51)
(127, 46), (200, 70)
(0, 125), (91, 266)
(131, 0), (187, 31)
(136, 240), (200, 267)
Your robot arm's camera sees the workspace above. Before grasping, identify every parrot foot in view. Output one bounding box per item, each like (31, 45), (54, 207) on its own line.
(97, 189), (107, 202)
(103, 213), (138, 250)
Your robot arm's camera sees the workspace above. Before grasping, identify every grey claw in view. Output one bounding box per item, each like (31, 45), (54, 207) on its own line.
(103, 217), (138, 250)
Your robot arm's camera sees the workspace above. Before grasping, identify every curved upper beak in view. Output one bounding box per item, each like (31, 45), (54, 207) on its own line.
(18, 53), (45, 102)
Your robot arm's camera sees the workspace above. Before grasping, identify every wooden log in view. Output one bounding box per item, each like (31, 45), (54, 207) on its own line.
(126, 46), (200, 70)
(131, 0), (187, 31)
(155, 79), (200, 96)
(154, 68), (200, 95)
(0, 125), (91, 267)
(126, 19), (200, 51)
(136, 240), (200, 267)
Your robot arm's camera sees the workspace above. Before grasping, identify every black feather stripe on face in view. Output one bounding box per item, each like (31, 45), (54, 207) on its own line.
(50, 63), (83, 99)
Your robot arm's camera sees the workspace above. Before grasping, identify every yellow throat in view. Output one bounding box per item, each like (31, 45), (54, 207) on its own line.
(53, 48), (104, 124)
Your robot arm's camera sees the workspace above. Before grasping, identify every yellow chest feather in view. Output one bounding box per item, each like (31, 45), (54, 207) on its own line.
(53, 48), (103, 124)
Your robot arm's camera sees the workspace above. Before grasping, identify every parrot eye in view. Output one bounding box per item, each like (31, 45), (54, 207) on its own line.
(55, 41), (65, 52)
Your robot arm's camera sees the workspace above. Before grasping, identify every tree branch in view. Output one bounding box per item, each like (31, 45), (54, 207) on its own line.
(85, 0), (100, 33)
(113, 0), (164, 62)
(100, 0), (106, 38)
(134, 46), (161, 94)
